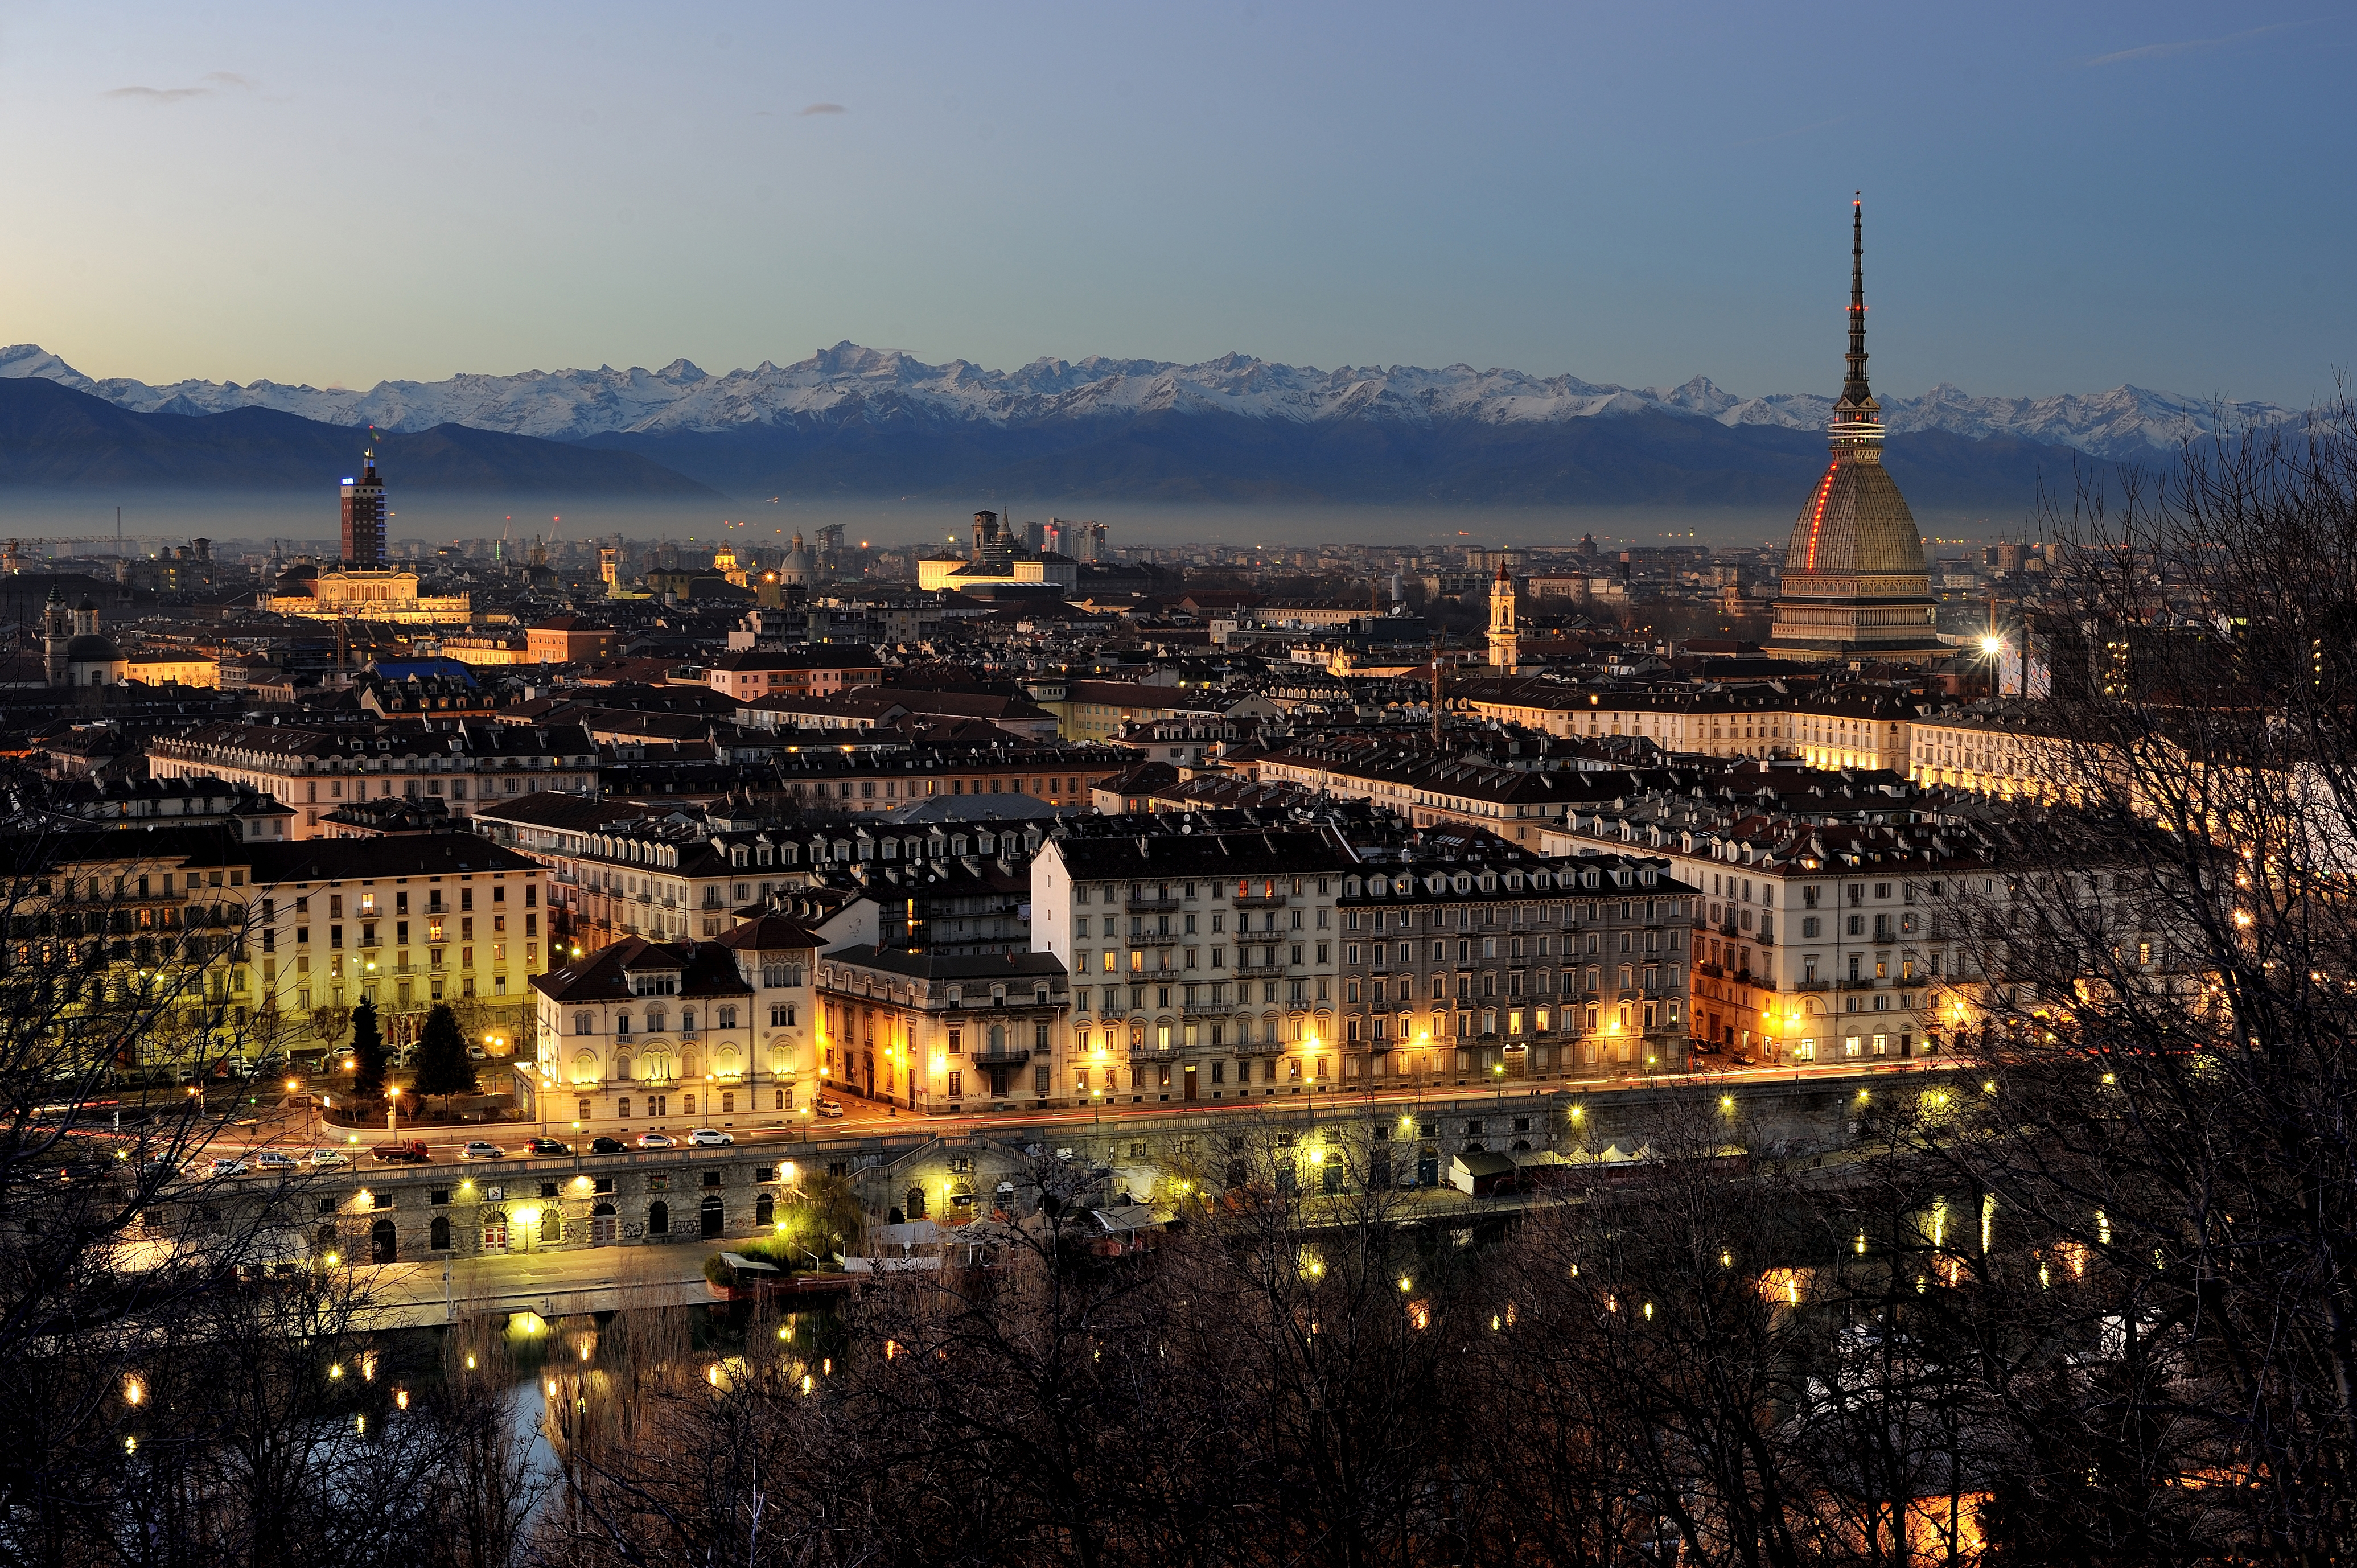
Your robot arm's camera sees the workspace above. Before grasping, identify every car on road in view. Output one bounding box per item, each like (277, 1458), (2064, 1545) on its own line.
(310, 1147), (351, 1167)
(635, 1131), (676, 1149)
(459, 1140), (506, 1161)
(525, 1138), (573, 1157)
(466, 1045), (488, 1061)
(589, 1136), (626, 1154)
(255, 1149), (300, 1171)
(815, 1098), (846, 1119)
(686, 1128), (733, 1147)
(208, 1157), (249, 1176)
(371, 1139), (431, 1164)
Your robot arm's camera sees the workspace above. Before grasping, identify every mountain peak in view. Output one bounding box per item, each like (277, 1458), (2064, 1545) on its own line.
(0, 341), (2302, 458)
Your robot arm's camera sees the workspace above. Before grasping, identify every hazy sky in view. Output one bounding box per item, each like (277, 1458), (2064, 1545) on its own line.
(3, 2), (2348, 407)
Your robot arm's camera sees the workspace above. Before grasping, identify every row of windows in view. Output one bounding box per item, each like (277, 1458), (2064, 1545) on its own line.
(572, 1006), (741, 1035)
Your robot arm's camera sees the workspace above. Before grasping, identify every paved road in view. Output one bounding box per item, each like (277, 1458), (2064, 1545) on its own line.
(173, 1053), (1956, 1168)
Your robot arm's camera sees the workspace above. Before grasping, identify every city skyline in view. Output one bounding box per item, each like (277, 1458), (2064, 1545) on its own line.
(1, 1), (2348, 409)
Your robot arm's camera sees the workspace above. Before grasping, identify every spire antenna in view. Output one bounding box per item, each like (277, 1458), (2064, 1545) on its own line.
(1833, 194), (1880, 436)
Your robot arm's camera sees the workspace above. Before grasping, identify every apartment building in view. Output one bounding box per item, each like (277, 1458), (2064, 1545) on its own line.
(1907, 705), (2074, 802)
(1030, 816), (1360, 1106)
(526, 937), (759, 1133)
(246, 834), (550, 1055)
(704, 645), (884, 700)
(1541, 805), (1998, 1065)
(11, 828), (551, 1079)
(1335, 842), (1696, 1088)
(1461, 679), (1801, 760)
(815, 947), (1070, 1112)
(1254, 734), (1628, 843)
(146, 720), (598, 838)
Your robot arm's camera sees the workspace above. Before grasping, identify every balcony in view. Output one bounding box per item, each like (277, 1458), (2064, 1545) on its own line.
(1840, 978), (1878, 991)
(1795, 979), (1831, 992)
(971, 1047), (1033, 1066)
(1126, 896), (1183, 913)
(1233, 892), (1290, 910)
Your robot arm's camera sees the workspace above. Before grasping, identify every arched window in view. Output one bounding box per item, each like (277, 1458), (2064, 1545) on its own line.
(700, 1195), (723, 1238)
(612, 1052), (632, 1083)
(482, 1212), (508, 1252)
(906, 1186), (928, 1220)
(755, 1193), (774, 1227)
(575, 1012), (593, 1035)
(430, 1215), (450, 1250)
(540, 1208), (558, 1244)
(647, 1007), (667, 1034)
(989, 1023), (1006, 1053)
(590, 1202), (617, 1245)
(681, 1047), (702, 1079)
(370, 1219), (397, 1264)
(681, 1009), (696, 1035)
(616, 1011), (632, 1038)
(648, 1201), (669, 1236)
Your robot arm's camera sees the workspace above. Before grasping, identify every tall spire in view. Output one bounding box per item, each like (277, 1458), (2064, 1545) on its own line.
(1832, 194), (1880, 434)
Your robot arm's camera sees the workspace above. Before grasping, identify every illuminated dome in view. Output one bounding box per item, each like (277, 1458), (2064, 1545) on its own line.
(1766, 200), (1943, 665)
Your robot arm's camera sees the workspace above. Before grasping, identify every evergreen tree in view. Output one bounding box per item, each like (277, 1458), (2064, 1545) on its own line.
(412, 1003), (476, 1102)
(348, 997), (386, 1098)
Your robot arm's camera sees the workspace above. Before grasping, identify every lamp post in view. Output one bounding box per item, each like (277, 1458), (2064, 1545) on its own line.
(386, 1086), (400, 1136)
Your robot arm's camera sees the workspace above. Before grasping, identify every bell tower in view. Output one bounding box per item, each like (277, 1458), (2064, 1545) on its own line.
(40, 584), (69, 687)
(1487, 562), (1520, 671)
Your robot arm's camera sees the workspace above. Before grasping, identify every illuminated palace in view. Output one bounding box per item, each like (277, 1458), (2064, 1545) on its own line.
(259, 451), (473, 624)
(1766, 201), (1944, 665)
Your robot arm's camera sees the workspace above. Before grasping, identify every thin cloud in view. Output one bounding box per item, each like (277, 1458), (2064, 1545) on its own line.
(105, 72), (261, 103)
(799, 102), (846, 116)
(2089, 18), (2320, 65)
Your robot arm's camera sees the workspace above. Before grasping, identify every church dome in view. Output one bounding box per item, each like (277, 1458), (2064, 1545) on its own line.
(65, 633), (121, 662)
(1779, 450), (1926, 592)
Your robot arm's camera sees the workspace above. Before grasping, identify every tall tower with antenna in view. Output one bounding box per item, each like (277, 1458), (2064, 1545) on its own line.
(1765, 197), (1941, 665)
(340, 444), (387, 569)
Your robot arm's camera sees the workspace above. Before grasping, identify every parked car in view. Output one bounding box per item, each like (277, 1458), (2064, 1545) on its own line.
(686, 1128), (734, 1147)
(815, 1098), (846, 1119)
(208, 1157), (249, 1176)
(255, 1149), (300, 1171)
(525, 1138), (573, 1157)
(466, 1045), (488, 1061)
(371, 1139), (431, 1164)
(635, 1132), (676, 1150)
(589, 1136), (626, 1154)
(459, 1140), (506, 1161)
(310, 1147), (351, 1167)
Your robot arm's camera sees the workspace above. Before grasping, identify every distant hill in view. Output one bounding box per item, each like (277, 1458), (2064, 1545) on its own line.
(0, 377), (717, 495)
(574, 405), (2098, 510)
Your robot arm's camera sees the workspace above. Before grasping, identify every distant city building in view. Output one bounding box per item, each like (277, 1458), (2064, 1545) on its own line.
(340, 449), (388, 569)
(1487, 562), (1521, 671)
(915, 511), (1079, 592)
(1766, 203), (1944, 665)
(41, 587), (126, 689)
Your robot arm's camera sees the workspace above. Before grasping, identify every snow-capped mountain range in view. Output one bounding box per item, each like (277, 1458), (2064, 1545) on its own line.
(0, 342), (2299, 461)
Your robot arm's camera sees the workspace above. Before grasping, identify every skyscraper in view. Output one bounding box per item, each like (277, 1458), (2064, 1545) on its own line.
(1766, 201), (1943, 665)
(340, 450), (386, 569)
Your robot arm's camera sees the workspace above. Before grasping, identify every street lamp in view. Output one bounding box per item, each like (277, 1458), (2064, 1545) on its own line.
(386, 1085), (400, 1135)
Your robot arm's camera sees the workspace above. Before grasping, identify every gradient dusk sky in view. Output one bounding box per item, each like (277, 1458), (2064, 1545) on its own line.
(2, 1), (2349, 408)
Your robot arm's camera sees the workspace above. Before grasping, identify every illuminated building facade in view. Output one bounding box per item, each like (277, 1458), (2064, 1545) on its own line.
(1336, 848), (1693, 1089)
